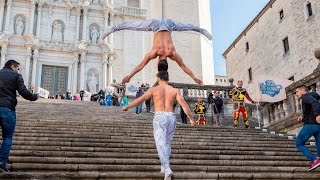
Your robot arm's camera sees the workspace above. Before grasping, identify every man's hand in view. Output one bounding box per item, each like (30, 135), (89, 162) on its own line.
(194, 77), (204, 86)
(122, 107), (129, 111)
(121, 75), (131, 84)
(293, 114), (303, 122)
(316, 115), (320, 124)
(189, 119), (195, 126)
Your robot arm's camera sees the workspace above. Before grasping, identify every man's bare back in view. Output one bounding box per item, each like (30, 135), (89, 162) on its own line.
(148, 83), (177, 112)
(122, 76), (194, 126)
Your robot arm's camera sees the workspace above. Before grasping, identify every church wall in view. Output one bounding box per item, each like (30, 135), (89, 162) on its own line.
(0, 0), (213, 95)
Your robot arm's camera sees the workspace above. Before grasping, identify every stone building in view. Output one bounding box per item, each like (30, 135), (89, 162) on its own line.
(223, 0), (320, 93)
(0, 0), (213, 96)
(214, 75), (228, 86)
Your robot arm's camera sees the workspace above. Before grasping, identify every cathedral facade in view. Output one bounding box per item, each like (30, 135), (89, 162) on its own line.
(0, 0), (213, 96)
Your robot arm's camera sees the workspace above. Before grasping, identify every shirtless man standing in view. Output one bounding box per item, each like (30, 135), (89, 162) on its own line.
(102, 19), (212, 86)
(122, 71), (195, 180)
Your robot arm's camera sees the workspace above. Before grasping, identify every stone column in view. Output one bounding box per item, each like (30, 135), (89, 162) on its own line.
(0, 0), (5, 31)
(278, 102), (285, 118)
(47, 7), (52, 39)
(82, 8), (88, 40)
(24, 47), (32, 87)
(262, 106), (270, 126)
(65, 10), (71, 41)
(295, 95), (301, 113)
(73, 55), (79, 94)
(29, 1), (36, 34)
(31, 49), (38, 86)
(102, 57), (108, 90)
(36, 4), (43, 36)
(107, 56), (114, 85)
(103, 12), (109, 43)
(68, 64), (72, 92)
(0, 45), (7, 68)
(75, 8), (81, 40)
(274, 103), (280, 122)
(282, 99), (289, 117)
(268, 105), (274, 123)
(108, 13), (114, 44)
(4, 0), (12, 31)
(80, 52), (86, 90)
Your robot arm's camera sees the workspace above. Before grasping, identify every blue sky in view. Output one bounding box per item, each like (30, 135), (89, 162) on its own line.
(211, 0), (269, 76)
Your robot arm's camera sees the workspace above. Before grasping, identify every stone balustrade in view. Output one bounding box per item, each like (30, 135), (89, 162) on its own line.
(110, 80), (261, 127)
(117, 6), (147, 17)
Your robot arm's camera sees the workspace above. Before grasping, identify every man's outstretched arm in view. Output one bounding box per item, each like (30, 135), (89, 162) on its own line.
(170, 52), (204, 86)
(121, 51), (157, 84)
(122, 88), (153, 111)
(176, 90), (195, 126)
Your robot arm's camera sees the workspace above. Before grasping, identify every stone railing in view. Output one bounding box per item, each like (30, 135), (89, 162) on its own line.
(110, 80), (261, 127)
(117, 6), (147, 18)
(261, 48), (320, 135)
(169, 81), (261, 127)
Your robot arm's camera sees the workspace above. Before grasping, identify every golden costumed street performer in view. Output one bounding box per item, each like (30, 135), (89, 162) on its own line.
(229, 80), (255, 128)
(194, 98), (207, 126)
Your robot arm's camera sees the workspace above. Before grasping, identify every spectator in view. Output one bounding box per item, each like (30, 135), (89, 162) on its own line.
(294, 85), (320, 171)
(0, 60), (38, 172)
(79, 89), (85, 101)
(194, 98), (207, 126)
(212, 91), (224, 126)
(112, 93), (120, 106)
(66, 90), (71, 100)
(145, 97), (151, 112)
(135, 88), (144, 114)
(145, 87), (151, 112)
(180, 104), (188, 124)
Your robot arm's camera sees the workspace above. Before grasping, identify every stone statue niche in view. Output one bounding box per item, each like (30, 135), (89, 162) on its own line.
(89, 25), (100, 44)
(87, 70), (99, 94)
(51, 20), (64, 43)
(14, 15), (25, 36)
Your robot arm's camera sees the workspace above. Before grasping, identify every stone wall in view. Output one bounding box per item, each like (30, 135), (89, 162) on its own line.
(224, 0), (320, 95)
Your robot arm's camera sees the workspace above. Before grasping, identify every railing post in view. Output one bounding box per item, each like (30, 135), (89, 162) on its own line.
(262, 106), (270, 126)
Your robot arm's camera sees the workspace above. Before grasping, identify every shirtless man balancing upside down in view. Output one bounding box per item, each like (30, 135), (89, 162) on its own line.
(102, 19), (212, 86)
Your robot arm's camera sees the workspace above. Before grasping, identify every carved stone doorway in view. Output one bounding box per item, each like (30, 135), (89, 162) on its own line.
(41, 65), (68, 96)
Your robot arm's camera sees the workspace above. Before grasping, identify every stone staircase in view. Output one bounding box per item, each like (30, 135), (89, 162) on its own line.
(0, 99), (319, 179)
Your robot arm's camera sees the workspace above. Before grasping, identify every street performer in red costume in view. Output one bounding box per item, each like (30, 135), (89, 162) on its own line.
(194, 98), (207, 126)
(229, 80), (255, 128)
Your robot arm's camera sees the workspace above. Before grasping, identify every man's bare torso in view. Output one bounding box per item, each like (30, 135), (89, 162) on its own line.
(152, 31), (176, 60)
(150, 83), (177, 112)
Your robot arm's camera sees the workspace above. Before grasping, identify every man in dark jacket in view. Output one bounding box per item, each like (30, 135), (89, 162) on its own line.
(0, 60), (38, 172)
(212, 91), (224, 126)
(79, 89), (85, 101)
(135, 88), (144, 114)
(294, 85), (320, 171)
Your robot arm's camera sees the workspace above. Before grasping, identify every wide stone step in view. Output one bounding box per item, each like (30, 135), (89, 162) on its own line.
(9, 149), (303, 159)
(2, 171), (320, 180)
(6, 163), (315, 173)
(8, 157), (309, 167)
(10, 138), (299, 149)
